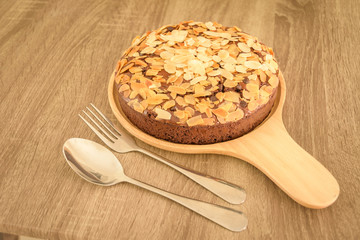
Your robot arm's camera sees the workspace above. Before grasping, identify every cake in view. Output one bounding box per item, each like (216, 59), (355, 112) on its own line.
(114, 21), (280, 144)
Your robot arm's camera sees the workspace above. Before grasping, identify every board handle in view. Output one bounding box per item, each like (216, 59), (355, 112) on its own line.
(224, 117), (339, 209)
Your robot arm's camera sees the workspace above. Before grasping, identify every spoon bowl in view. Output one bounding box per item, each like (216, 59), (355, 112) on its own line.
(63, 138), (124, 185)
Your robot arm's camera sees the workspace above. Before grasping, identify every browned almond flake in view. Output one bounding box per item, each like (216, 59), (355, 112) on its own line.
(155, 108), (171, 120)
(119, 84), (130, 92)
(186, 115), (204, 127)
(268, 76), (279, 88)
(248, 101), (259, 111)
(163, 100), (175, 110)
(168, 85), (186, 95)
(212, 108), (228, 118)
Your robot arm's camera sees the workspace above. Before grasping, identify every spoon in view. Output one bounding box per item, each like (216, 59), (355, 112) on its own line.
(63, 138), (248, 232)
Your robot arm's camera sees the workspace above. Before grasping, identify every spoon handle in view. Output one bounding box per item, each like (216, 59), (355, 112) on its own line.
(137, 148), (246, 205)
(124, 176), (248, 232)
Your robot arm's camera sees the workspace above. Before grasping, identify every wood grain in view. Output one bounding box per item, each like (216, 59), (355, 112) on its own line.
(0, 0), (359, 239)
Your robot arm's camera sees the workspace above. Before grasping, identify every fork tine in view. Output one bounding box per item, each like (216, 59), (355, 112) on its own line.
(79, 114), (115, 147)
(90, 103), (123, 136)
(86, 107), (119, 139)
(80, 111), (116, 143)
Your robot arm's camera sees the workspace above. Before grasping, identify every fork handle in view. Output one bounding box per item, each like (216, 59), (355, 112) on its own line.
(137, 149), (246, 204)
(124, 176), (247, 232)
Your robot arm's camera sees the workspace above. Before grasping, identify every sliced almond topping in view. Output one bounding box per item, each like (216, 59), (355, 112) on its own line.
(184, 95), (196, 105)
(168, 85), (186, 95)
(184, 107), (195, 117)
(224, 79), (237, 88)
(147, 94), (169, 105)
(202, 117), (215, 126)
(259, 70), (267, 82)
(141, 47), (156, 54)
(268, 76), (279, 88)
(119, 84), (130, 92)
(212, 55), (221, 62)
(146, 69), (159, 76)
(248, 101), (259, 111)
(223, 91), (240, 103)
(133, 102), (145, 113)
(216, 92), (225, 102)
(175, 96), (187, 106)
(123, 90), (130, 98)
(244, 61), (262, 69)
(207, 69), (221, 76)
(218, 50), (229, 60)
(120, 63), (134, 73)
(131, 82), (146, 91)
(163, 100), (175, 110)
(196, 103), (208, 113)
(129, 91), (138, 99)
(246, 83), (259, 92)
(140, 100), (148, 109)
(174, 110), (186, 119)
(260, 88), (271, 97)
(205, 108), (212, 118)
(155, 108), (171, 120)
(226, 108), (244, 122)
(237, 42), (251, 53)
(167, 75), (178, 84)
(234, 65), (246, 73)
(246, 39), (254, 47)
(212, 108), (229, 118)
(115, 74), (130, 84)
(220, 69), (234, 80)
(205, 21), (216, 31)
(188, 59), (206, 75)
(190, 76), (207, 85)
(116, 59), (127, 73)
(134, 59), (148, 67)
(186, 115), (204, 127)
(264, 85), (273, 93)
(160, 51), (174, 59)
(138, 88), (147, 99)
(164, 63), (176, 74)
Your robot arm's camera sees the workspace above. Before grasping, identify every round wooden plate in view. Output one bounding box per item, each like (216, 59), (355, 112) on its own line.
(108, 70), (339, 209)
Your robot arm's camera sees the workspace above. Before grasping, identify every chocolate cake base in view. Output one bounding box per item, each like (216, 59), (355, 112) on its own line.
(118, 88), (277, 144)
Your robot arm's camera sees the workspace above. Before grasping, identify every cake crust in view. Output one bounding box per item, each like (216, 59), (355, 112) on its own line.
(114, 21), (280, 144)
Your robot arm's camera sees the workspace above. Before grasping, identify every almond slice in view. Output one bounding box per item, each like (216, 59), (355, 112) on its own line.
(224, 79), (237, 88)
(223, 91), (240, 103)
(246, 83), (259, 92)
(174, 110), (186, 119)
(184, 95), (196, 105)
(118, 84), (130, 92)
(244, 61), (262, 69)
(164, 63), (176, 74)
(168, 85), (186, 95)
(163, 100), (175, 110)
(268, 76), (279, 88)
(186, 115), (204, 127)
(226, 108), (244, 122)
(248, 101), (259, 111)
(220, 69), (234, 80)
(218, 50), (229, 60)
(237, 42), (251, 53)
(155, 108), (171, 120)
(212, 108), (229, 118)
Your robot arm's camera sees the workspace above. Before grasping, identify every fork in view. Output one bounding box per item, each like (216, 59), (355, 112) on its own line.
(79, 103), (246, 204)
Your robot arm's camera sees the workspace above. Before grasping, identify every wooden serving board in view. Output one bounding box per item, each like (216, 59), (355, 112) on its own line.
(108, 71), (339, 209)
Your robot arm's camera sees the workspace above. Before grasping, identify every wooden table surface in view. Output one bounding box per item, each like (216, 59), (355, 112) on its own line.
(1, 0), (359, 239)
